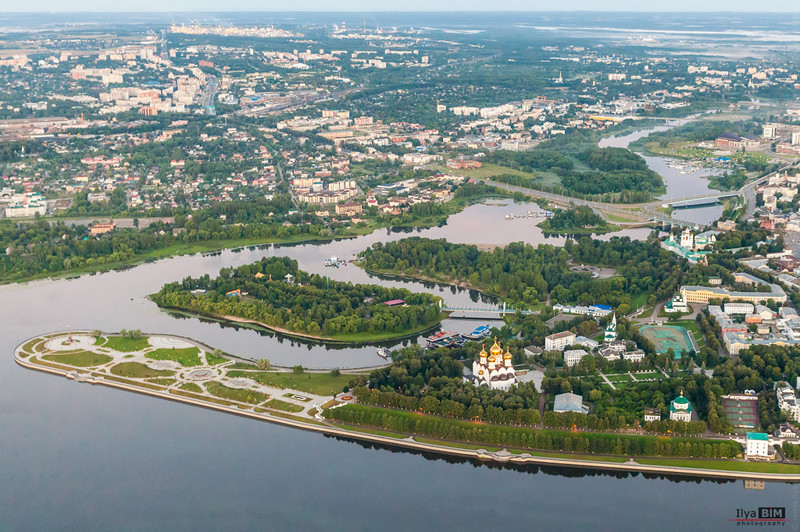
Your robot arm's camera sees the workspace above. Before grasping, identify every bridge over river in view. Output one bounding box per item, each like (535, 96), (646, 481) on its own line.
(442, 304), (537, 319)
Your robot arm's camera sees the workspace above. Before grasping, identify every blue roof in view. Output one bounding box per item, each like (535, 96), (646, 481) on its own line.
(591, 304), (613, 310)
(746, 432), (769, 441)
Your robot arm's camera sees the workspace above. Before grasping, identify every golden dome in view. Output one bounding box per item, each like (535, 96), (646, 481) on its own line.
(479, 346), (488, 358)
(504, 347), (512, 359)
(489, 338), (503, 356)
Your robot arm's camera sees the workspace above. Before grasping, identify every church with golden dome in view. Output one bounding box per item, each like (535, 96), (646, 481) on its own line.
(472, 338), (518, 390)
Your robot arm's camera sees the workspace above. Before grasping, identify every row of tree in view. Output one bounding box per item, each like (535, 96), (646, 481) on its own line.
(325, 404), (742, 458)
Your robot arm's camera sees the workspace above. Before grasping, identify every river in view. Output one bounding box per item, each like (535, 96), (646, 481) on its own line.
(599, 119), (725, 227)
(1, 200), (796, 530)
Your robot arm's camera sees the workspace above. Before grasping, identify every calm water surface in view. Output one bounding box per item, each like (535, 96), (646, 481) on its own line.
(600, 120), (725, 226)
(1, 201), (796, 531)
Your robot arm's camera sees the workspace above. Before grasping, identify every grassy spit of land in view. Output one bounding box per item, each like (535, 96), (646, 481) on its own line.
(14, 331), (800, 481)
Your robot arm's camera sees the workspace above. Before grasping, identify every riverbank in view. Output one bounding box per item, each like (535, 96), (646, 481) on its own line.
(0, 232), (347, 287)
(156, 306), (446, 345)
(14, 331), (800, 482)
(0, 190), (519, 287)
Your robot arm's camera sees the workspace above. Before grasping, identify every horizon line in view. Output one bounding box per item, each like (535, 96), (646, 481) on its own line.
(2, 9), (800, 14)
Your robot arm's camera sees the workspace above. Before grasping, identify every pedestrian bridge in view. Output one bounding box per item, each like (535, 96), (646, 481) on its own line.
(441, 305), (536, 319)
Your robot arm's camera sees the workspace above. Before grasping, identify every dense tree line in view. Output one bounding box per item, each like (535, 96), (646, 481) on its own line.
(150, 257), (443, 338)
(0, 212), (334, 283)
(324, 404), (741, 458)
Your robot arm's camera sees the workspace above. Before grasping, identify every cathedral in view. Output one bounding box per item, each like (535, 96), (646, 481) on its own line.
(472, 338), (518, 390)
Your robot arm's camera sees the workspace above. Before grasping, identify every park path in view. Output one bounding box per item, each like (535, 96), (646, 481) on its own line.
(598, 371), (616, 390)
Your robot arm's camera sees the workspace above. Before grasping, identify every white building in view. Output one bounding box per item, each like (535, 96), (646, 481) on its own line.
(664, 292), (688, 313)
(724, 302), (755, 315)
(574, 336), (599, 350)
(623, 350), (646, 363)
(669, 392), (692, 422)
(472, 339), (518, 391)
(745, 432), (770, 458)
(563, 349), (589, 367)
(644, 408), (661, 423)
(777, 385), (800, 422)
(545, 331), (576, 352)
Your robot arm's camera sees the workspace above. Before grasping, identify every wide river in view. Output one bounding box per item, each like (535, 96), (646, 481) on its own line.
(600, 119), (725, 227)
(1, 188), (796, 529)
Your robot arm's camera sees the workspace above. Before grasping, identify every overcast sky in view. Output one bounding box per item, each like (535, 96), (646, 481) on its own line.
(6, 1), (800, 12)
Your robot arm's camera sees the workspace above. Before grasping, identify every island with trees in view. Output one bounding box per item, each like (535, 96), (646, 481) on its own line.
(538, 205), (614, 234)
(150, 257), (445, 343)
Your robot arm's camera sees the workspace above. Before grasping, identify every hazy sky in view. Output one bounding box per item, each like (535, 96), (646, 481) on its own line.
(6, 1), (800, 12)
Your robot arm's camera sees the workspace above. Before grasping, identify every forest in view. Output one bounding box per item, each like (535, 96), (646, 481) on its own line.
(150, 257), (444, 340)
(485, 143), (664, 203)
(359, 235), (688, 314)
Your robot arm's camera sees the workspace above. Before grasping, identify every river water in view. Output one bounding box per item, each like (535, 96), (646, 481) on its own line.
(1, 181), (795, 530)
(599, 120), (725, 226)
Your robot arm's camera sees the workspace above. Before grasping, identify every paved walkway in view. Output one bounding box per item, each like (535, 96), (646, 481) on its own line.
(25, 331), (347, 420)
(598, 370), (616, 390)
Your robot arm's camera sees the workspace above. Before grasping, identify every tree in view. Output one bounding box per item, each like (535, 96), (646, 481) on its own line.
(256, 358), (271, 370)
(293, 365), (305, 374)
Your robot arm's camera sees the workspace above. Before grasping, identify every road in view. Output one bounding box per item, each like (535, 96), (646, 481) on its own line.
(483, 159), (800, 228)
(199, 75), (218, 115)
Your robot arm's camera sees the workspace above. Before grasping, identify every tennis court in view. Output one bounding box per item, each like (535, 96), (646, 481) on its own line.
(721, 396), (759, 433)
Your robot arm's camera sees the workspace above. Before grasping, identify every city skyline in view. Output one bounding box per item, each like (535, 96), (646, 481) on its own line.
(4, 2), (800, 13)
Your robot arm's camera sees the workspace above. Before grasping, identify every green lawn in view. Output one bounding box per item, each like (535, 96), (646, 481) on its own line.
(336, 424), (407, 439)
(264, 399), (304, 413)
(603, 212), (640, 223)
(631, 292), (649, 311)
(204, 381), (270, 405)
(226, 370), (356, 396)
(146, 347), (202, 367)
(42, 351), (113, 367)
(180, 382), (203, 393)
(430, 162), (536, 181)
(109, 362), (175, 379)
(21, 338), (42, 353)
(205, 351), (228, 365)
(146, 378), (177, 386)
(103, 336), (150, 352)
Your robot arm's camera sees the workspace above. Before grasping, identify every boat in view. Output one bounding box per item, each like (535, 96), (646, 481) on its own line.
(424, 331), (464, 349)
(464, 325), (492, 340)
(377, 347), (390, 359)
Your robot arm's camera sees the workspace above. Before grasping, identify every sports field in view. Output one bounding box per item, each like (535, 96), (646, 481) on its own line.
(640, 325), (696, 357)
(721, 396), (759, 434)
